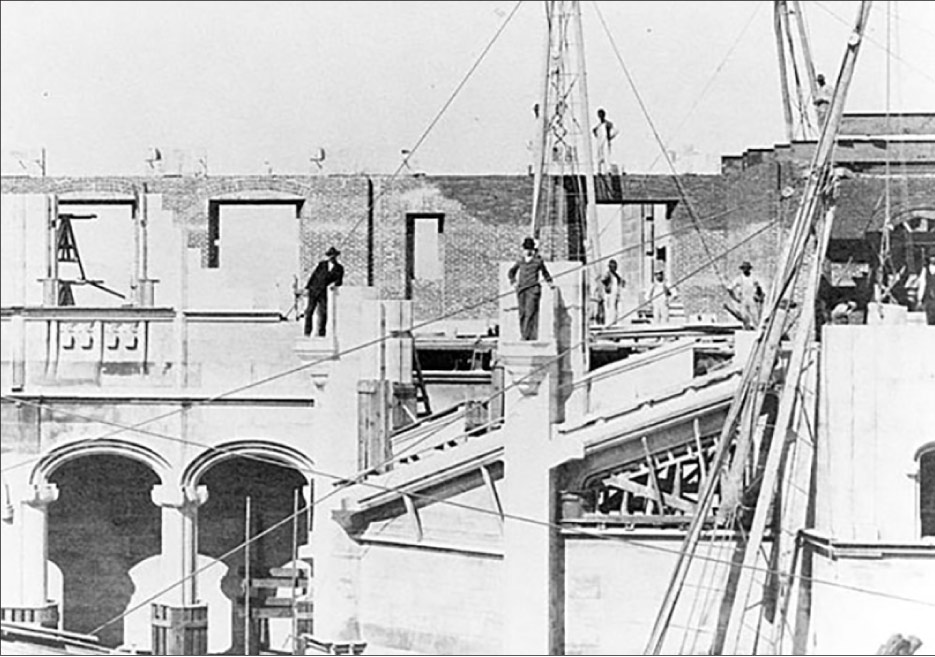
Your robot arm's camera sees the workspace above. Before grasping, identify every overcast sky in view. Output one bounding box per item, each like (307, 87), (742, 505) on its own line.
(2, 1), (933, 177)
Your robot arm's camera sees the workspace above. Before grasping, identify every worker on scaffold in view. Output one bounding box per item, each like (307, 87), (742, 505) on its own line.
(303, 246), (344, 337)
(508, 237), (555, 340)
(814, 73), (834, 129)
(648, 265), (675, 325)
(729, 260), (765, 330)
(599, 259), (625, 327)
(592, 108), (619, 175)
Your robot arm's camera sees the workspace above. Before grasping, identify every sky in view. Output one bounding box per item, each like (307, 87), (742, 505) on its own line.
(1, 1), (934, 177)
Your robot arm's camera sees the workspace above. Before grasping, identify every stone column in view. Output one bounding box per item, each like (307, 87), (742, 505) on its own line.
(150, 484), (209, 606)
(135, 191), (157, 307)
(0, 483), (59, 627)
(149, 484), (209, 656)
(498, 259), (584, 655)
(295, 288), (379, 653)
(500, 340), (564, 655)
(41, 194), (59, 306)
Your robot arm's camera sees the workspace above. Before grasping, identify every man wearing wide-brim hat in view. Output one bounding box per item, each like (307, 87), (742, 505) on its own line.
(304, 246), (345, 336)
(728, 260), (765, 330)
(507, 237), (555, 340)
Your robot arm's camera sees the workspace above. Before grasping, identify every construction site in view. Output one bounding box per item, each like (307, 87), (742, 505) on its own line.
(1, 1), (933, 655)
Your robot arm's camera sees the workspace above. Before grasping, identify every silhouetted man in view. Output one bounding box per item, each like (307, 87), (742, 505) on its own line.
(508, 237), (554, 341)
(304, 246), (344, 336)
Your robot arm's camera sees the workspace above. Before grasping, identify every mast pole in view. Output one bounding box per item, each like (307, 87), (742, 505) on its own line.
(571, 0), (601, 275)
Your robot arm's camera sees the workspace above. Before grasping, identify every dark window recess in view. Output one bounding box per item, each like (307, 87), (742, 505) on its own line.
(207, 203), (220, 268)
(920, 448), (935, 537)
(416, 348), (491, 372)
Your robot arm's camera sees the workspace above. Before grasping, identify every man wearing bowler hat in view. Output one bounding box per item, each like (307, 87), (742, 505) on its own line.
(508, 237), (555, 341)
(304, 246), (345, 337)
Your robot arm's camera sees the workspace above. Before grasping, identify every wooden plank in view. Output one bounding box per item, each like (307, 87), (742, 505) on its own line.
(642, 437), (666, 514)
(248, 577), (307, 589)
(606, 474), (695, 514)
(480, 465), (504, 527)
(562, 514), (705, 527)
(258, 597), (300, 607)
(268, 567), (308, 579)
(402, 494), (423, 542)
(236, 605), (314, 620)
(693, 417), (707, 484)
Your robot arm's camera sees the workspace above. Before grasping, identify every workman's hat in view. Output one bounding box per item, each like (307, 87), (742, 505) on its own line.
(326, 246), (341, 257)
(522, 237), (537, 250)
(740, 260), (752, 270)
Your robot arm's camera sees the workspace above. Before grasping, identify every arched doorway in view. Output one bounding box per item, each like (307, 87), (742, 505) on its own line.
(866, 210), (935, 306)
(47, 455), (161, 647)
(186, 443), (311, 654)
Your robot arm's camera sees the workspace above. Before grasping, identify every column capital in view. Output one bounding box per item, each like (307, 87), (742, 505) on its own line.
(151, 484), (209, 509)
(294, 338), (338, 389)
(499, 340), (557, 396)
(22, 483), (59, 509)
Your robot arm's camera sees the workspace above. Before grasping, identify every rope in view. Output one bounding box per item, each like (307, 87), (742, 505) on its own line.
(90, 451), (934, 640)
(336, 0), (524, 251)
(27, 223), (932, 640)
(88, 225), (761, 634)
(590, 1), (732, 292)
(646, 1), (765, 173)
(812, 0), (935, 84)
(2, 192), (778, 479)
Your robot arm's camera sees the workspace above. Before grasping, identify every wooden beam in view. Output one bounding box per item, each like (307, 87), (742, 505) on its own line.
(605, 474), (695, 514)
(673, 461), (682, 499)
(402, 494), (423, 542)
(480, 465), (504, 528)
(693, 417), (707, 485)
(642, 437), (666, 514)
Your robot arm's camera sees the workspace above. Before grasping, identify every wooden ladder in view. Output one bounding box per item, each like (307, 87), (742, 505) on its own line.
(412, 350), (432, 417)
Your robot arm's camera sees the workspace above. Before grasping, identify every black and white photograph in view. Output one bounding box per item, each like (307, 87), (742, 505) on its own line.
(1, 1), (933, 655)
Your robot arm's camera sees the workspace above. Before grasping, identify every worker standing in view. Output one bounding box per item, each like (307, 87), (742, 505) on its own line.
(508, 237), (555, 340)
(729, 261), (765, 330)
(599, 259), (625, 327)
(304, 246), (344, 337)
(592, 108), (619, 175)
(648, 267), (673, 325)
(814, 73), (833, 129)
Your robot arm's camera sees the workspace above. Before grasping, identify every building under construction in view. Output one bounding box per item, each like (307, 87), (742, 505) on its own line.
(1, 1), (933, 655)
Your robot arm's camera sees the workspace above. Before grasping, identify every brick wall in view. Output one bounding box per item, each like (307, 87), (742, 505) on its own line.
(5, 164), (931, 323)
(370, 176), (532, 323)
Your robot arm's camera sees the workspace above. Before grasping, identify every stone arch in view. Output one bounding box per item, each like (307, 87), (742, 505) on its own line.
(29, 438), (171, 486)
(180, 439), (314, 489)
(865, 204), (935, 234)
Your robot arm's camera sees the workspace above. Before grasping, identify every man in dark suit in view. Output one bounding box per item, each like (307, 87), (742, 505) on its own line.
(304, 246), (344, 336)
(508, 237), (554, 340)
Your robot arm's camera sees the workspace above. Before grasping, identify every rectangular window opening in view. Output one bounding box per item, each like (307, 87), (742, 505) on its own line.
(406, 214), (444, 297)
